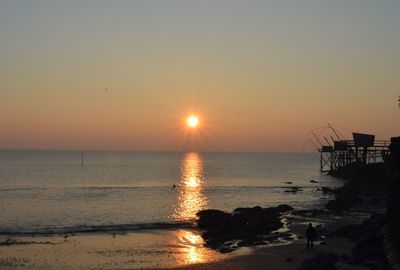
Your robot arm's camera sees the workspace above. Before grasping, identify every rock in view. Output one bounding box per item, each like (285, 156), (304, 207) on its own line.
(335, 224), (361, 239)
(341, 254), (350, 261)
(292, 209), (330, 217)
(284, 186), (302, 193)
(219, 247), (235, 253)
(334, 213), (386, 266)
(298, 253), (339, 270)
(196, 205), (293, 252)
(276, 204), (294, 212)
(357, 234), (382, 248)
(325, 193), (362, 212)
(237, 237), (265, 247)
(319, 186), (335, 195)
(284, 181), (293, 184)
(233, 205), (263, 214)
(368, 197), (381, 204)
(196, 209), (231, 229)
(310, 180), (318, 183)
(351, 246), (382, 264)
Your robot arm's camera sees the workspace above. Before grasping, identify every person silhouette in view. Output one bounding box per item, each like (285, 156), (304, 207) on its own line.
(306, 223), (316, 249)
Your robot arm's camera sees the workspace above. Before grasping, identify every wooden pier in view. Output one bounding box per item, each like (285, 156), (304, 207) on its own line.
(319, 133), (391, 172)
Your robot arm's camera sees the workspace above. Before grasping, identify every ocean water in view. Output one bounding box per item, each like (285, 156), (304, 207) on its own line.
(0, 151), (340, 234)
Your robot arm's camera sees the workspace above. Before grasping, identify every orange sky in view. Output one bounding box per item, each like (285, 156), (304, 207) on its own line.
(1, 1), (399, 152)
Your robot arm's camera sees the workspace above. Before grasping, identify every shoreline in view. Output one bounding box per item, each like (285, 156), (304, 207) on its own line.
(0, 165), (390, 269)
(1, 181), (386, 270)
(0, 198), (336, 269)
(153, 164), (389, 270)
(149, 211), (383, 270)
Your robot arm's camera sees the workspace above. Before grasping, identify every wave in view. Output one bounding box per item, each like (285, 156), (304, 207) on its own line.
(0, 221), (194, 236)
(0, 185), (320, 193)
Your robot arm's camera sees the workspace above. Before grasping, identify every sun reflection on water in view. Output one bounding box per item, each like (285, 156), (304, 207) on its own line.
(172, 152), (208, 221)
(171, 152), (209, 264)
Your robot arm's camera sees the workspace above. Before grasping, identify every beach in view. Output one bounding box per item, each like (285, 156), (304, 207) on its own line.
(0, 230), (234, 269)
(0, 205), (384, 270)
(0, 235), (355, 270)
(0, 174), (387, 270)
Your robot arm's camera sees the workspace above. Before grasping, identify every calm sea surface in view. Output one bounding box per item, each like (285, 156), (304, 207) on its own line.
(0, 151), (341, 234)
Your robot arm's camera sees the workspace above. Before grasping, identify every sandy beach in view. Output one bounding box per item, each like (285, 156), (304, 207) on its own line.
(0, 229), (235, 270)
(0, 194), (385, 270)
(0, 222), (368, 270)
(154, 238), (358, 270)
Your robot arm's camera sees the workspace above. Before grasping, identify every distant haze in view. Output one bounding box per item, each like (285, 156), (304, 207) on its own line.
(1, 1), (399, 152)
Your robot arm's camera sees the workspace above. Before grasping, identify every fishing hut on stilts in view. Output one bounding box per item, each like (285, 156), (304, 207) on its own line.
(319, 133), (391, 173)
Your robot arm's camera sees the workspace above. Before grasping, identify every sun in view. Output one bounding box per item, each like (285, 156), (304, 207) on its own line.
(187, 116), (199, 128)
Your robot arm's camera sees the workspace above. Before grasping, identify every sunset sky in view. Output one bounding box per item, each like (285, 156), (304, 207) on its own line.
(1, 1), (399, 152)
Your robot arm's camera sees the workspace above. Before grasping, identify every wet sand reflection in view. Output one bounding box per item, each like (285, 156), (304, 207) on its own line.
(175, 230), (207, 264)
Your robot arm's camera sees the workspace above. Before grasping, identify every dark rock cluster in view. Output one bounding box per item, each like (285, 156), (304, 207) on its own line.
(335, 213), (386, 269)
(284, 186), (303, 193)
(324, 186), (363, 212)
(297, 253), (339, 270)
(196, 204), (293, 252)
(387, 175), (400, 256)
(323, 166), (387, 212)
(329, 163), (388, 182)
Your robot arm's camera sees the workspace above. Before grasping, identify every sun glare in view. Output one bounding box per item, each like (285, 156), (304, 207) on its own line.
(186, 177), (200, 188)
(187, 116), (199, 128)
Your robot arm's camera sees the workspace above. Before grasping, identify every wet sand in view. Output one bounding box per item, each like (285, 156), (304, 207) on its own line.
(0, 229), (243, 270)
(0, 235), (365, 270)
(0, 232), (360, 270)
(153, 238), (362, 270)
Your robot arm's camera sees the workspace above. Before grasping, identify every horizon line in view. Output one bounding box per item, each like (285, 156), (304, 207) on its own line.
(0, 148), (317, 154)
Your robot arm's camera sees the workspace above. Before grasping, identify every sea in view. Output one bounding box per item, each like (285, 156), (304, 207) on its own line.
(0, 150), (341, 235)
